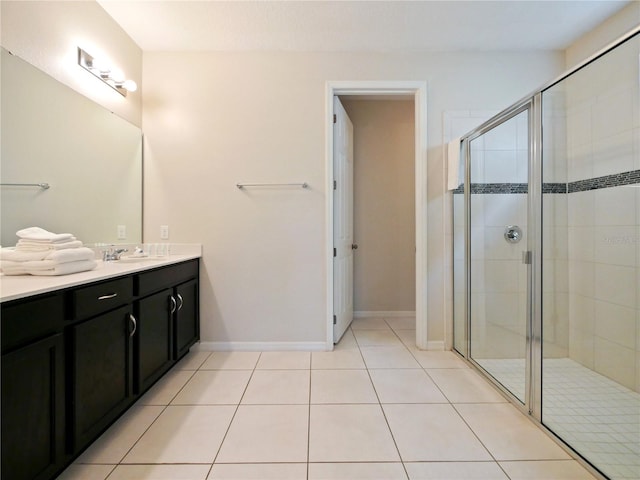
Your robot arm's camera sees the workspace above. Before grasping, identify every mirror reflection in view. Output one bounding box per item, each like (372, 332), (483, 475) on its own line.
(0, 48), (142, 247)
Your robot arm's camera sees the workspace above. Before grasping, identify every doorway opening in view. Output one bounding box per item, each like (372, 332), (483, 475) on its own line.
(325, 82), (428, 350)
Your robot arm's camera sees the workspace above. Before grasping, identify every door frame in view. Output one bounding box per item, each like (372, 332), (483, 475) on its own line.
(325, 81), (428, 350)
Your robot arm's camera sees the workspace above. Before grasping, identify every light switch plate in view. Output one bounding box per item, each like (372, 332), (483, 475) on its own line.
(117, 225), (126, 240)
(160, 225), (169, 240)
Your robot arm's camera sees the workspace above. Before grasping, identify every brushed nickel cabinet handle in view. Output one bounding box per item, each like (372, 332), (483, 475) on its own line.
(177, 293), (184, 311)
(98, 293), (118, 300)
(129, 314), (137, 337)
(170, 295), (177, 314)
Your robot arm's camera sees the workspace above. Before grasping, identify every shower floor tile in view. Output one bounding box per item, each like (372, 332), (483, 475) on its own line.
(477, 357), (640, 479)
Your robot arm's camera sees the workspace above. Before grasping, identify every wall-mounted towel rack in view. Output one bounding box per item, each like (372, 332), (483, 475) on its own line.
(236, 182), (308, 189)
(0, 182), (50, 190)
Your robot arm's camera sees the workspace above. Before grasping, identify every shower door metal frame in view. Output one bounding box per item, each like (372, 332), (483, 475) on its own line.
(462, 96), (542, 419)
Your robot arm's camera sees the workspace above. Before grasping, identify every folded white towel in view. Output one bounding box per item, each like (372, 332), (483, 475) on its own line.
(16, 227), (75, 243)
(447, 137), (462, 191)
(0, 247), (49, 262)
(2, 259), (97, 276)
(45, 247), (95, 264)
(15, 239), (83, 252)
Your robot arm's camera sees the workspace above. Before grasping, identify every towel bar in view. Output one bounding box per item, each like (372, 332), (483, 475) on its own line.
(236, 182), (308, 189)
(0, 182), (50, 189)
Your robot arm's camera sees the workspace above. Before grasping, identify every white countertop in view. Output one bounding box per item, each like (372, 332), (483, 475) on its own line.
(0, 244), (202, 303)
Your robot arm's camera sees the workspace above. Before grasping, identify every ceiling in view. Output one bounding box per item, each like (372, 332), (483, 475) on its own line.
(98, 0), (631, 52)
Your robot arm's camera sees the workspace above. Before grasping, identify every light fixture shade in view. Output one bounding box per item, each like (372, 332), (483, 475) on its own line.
(123, 79), (138, 92)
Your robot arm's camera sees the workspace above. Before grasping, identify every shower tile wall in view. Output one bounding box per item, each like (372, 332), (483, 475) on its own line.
(470, 113), (529, 360)
(561, 42), (640, 392)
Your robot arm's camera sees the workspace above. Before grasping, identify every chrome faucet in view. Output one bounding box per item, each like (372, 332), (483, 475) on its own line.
(102, 247), (128, 261)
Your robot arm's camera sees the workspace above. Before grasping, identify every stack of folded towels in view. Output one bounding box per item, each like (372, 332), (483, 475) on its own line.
(0, 227), (97, 276)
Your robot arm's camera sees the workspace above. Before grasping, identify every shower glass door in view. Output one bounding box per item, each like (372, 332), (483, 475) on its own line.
(468, 106), (531, 404)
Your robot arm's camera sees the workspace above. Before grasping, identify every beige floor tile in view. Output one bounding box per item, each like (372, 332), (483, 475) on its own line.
(216, 405), (308, 463)
(308, 462), (407, 479)
(172, 370), (252, 405)
(383, 404), (492, 461)
(334, 329), (359, 350)
(312, 349), (365, 369)
(75, 405), (164, 464)
(413, 350), (469, 369)
(57, 464), (115, 480)
(255, 351), (311, 369)
(201, 351), (261, 370)
(353, 329), (403, 346)
(369, 369), (447, 403)
(108, 464), (211, 480)
(351, 318), (391, 330)
(395, 329), (419, 351)
(241, 370), (310, 404)
(360, 346), (421, 369)
(385, 317), (416, 331)
(123, 405), (235, 464)
(309, 404), (400, 462)
(499, 460), (596, 479)
(455, 404), (571, 461)
(426, 368), (507, 403)
(310, 369), (378, 404)
(138, 369), (196, 405)
(175, 351), (212, 370)
(405, 461), (508, 479)
(208, 463), (307, 479)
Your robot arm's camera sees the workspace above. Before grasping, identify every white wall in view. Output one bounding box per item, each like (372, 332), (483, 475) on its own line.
(341, 99), (415, 313)
(142, 50), (564, 348)
(0, 1), (142, 126)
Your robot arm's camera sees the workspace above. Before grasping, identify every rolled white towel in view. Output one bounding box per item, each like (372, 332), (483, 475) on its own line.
(16, 227), (75, 243)
(16, 240), (83, 252)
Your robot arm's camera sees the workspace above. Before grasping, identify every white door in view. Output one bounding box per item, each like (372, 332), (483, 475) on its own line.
(333, 96), (354, 343)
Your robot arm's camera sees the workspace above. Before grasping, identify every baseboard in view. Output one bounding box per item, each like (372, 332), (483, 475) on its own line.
(424, 341), (445, 351)
(354, 311), (416, 318)
(195, 341), (329, 352)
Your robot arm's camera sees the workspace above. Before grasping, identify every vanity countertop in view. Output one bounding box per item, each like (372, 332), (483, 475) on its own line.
(0, 245), (202, 303)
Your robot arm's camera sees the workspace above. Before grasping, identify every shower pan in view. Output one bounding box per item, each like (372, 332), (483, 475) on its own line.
(453, 26), (640, 480)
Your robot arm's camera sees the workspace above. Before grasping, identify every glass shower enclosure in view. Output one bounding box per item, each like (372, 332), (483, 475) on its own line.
(453, 27), (640, 480)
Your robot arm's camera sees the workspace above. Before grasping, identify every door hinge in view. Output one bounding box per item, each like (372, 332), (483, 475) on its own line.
(333, 114), (337, 124)
(333, 247), (337, 257)
(333, 315), (337, 325)
(522, 250), (532, 265)
(333, 180), (337, 190)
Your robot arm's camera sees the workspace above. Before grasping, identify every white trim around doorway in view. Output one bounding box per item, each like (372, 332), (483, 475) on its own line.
(325, 81), (428, 351)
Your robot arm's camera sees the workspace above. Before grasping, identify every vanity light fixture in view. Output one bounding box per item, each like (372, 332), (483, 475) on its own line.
(77, 47), (137, 97)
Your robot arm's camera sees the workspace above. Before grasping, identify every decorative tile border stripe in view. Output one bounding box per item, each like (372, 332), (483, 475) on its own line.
(451, 170), (640, 195)
(452, 183), (561, 194)
(568, 169), (640, 193)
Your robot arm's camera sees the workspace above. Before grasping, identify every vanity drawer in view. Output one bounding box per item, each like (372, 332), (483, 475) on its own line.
(1, 294), (65, 353)
(72, 277), (133, 320)
(136, 259), (198, 297)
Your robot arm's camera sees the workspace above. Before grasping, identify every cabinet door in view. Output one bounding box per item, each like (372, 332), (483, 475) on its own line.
(175, 279), (199, 359)
(1, 334), (65, 480)
(72, 306), (133, 452)
(136, 289), (173, 393)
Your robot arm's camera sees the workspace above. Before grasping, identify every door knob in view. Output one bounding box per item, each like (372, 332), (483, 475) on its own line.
(504, 225), (522, 244)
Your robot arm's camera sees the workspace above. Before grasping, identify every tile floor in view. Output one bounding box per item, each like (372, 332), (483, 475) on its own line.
(479, 357), (640, 480)
(57, 317), (596, 480)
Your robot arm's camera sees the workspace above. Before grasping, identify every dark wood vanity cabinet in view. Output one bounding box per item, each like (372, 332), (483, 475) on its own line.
(1, 295), (66, 480)
(0, 258), (199, 480)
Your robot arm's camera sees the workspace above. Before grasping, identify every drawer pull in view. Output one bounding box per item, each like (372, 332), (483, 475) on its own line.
(177, 293), (184, 311)
(170, 295), (177, 314)
(129, 314), (137, 337)
(98, 293), (118, 300)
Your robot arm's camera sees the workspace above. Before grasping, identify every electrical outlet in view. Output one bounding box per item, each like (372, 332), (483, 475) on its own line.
(160, 225), (169, 240)
(117, 225), (126, 240)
